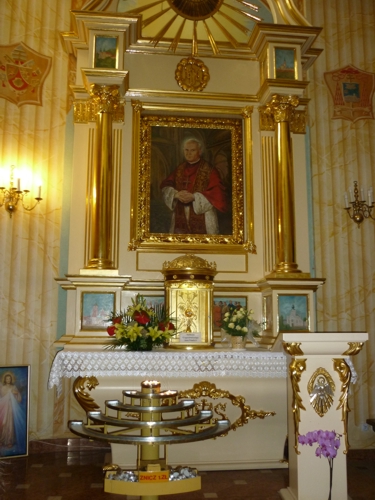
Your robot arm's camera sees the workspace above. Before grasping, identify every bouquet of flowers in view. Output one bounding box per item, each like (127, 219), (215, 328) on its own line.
(221, 305), (261, 341)
(106, 294), (176, 351)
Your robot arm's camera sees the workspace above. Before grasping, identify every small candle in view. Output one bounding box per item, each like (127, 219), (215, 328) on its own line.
(17, 178), (21, 191)
(361, 187), (365, 201)
(38, 186), (42, 199)
(349, 187), (353, 202)
(369, 188), (373, 206)
(344, 192), (349, 208)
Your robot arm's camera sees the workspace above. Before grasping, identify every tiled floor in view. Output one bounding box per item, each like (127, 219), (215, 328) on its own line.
(0, 440), (374, 500)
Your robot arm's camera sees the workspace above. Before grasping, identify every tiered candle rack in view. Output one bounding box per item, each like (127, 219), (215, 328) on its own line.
(69, 380), (231, 498)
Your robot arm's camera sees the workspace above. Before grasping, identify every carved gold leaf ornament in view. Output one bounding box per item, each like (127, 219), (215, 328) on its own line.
(342, 342), (365, 356)
(175, 56), (210, 91)
(289, 358), (306, 454)
(178, 381), (275, 435)
(73, 376), (100, 413)
(283, 341), (304, 356)
(333, 358), (351, 454)
(308, 368), (335, 417)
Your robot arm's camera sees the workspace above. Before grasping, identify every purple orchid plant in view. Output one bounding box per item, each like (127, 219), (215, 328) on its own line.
(298, 430), (341, 500)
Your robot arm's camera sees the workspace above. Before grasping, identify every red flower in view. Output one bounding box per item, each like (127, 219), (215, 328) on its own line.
(158, 322), (175, 332)
(107, 326), (116, 336)
(133, 310), (150, 325)
(113, 317), (122, 324)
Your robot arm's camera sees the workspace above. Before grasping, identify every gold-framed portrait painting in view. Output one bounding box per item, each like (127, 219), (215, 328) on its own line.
(129, 102), (253, 252)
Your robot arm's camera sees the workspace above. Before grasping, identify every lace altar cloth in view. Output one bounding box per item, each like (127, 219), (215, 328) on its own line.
(48, 349), (287, 394)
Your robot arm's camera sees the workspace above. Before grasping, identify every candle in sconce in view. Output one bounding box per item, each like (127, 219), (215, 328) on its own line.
(344, 192), (349, 208)
(17, 178), (21, 191)
(361, 187), (365, 201)
(369, 188), (373, 206)
(38, 186), (42, 199)
(348, 187), (353, 202)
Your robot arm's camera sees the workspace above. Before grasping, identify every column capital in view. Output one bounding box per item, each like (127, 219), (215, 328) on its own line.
(265, 94), (299, 123)
(89, 84), (120, 113)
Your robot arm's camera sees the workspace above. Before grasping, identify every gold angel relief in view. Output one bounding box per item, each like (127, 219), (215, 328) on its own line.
(308, 368), (335, 417)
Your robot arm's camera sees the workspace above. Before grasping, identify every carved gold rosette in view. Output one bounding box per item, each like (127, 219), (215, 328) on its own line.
(175, 57), (210, 91)
(178, 381), (275, 435)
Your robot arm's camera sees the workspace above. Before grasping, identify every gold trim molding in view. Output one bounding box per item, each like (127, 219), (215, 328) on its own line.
(73, 99), (125, 123)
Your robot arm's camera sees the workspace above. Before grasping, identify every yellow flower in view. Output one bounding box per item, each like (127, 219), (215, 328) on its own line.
(127, 324), (144, 342)
(148, 326), (162, 341)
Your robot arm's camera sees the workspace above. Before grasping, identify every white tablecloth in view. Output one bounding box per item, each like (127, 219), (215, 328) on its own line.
(48, 349), (288, 393)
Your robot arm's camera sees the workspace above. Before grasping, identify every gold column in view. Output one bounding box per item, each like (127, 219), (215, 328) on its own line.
(265, 94), (302, 275)
(86, 84), (119, 269)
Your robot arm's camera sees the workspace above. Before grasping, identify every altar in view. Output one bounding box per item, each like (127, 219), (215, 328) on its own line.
(48, 347), (289, 471)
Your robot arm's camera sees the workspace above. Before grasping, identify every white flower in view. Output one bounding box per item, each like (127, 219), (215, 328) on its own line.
(235, 325), (241, 331)
(228, 323), (235, 329)
(242, 326), (248, 333)
(224, 312), (230, 317)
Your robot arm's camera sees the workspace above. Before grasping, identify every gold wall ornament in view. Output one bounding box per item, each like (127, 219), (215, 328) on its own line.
(333, 358), (352, 454)
(163, 254), (217, 348)
(259, 106), (306, 133)
(289, 358), (306, 454)
(86, 84), (120, 270)
(283, 341), (304, 356)
(73, 376), (100, 413)
(175, 57), (210, 92)
(178, 381), (275, 435)
(307, 368), (335, 417)
(342, 342), (365, 356)
(265, 94), (302, 276)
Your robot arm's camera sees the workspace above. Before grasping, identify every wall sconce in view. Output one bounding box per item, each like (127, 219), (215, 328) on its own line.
(0, 165), (43, 218)
(344, 181), (374, 227)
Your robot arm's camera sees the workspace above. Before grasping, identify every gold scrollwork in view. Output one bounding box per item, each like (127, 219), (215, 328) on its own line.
(73, 376), (100, 413)
(283, 342), (304, 356)
(175, 57), (210, 92)
(333, 358), (351, 454)
(342, 342), (365, 356)
(178, 381), (275, 436)
(289, 359), (306, 454)
(308, 368), (335, 417)
(73, 99), (124, 123)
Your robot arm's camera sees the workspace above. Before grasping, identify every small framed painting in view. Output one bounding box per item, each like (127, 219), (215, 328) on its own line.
(277, 294), (309, 332)
(213, 296), (247, 330)
(0, 365), (30, 458)
(81, 292), (115, 330)
(94, 35), (118, 69)
(275, 47), (296, 80)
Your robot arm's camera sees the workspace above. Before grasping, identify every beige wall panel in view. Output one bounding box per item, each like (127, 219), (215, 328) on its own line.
(306, 0), (375, 448)
(125, 53), (259, 95)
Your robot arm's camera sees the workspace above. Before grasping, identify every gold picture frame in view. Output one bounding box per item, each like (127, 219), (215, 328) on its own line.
(129, 101), (254, 253)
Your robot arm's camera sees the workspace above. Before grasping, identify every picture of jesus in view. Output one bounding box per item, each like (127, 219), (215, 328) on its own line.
(160, 138), (228, 234)
(0, 367), (28, 457)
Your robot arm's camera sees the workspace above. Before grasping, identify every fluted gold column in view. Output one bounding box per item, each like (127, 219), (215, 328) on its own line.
(265, 94), (302, 275)
(86, 84), (119, 269)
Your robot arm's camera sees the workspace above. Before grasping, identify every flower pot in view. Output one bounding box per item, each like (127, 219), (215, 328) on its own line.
(230, 336), (247, 350)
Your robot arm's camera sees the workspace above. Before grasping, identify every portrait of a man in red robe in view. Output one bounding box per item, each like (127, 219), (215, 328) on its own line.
(160, 138), (228, 235)
(149, 126), (233, 237)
